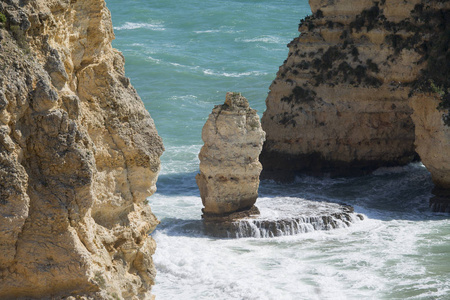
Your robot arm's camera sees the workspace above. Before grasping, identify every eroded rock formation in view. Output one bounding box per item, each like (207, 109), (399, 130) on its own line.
(196, 92), (265, 219)
(0, 0), (163, 299)
(261, 0), (450, 194)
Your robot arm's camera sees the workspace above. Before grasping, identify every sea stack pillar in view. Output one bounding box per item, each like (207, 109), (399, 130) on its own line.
(196, 92), (266, 219)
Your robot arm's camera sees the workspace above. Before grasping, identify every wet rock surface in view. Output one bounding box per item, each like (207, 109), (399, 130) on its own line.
(430, 188), (450, 213)
(203, 198), (364, 238)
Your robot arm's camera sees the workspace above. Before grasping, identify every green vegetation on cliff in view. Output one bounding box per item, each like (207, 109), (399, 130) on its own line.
(409, 4), (450, 125)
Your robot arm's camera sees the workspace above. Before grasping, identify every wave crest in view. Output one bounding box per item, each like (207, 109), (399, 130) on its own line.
(114, 22), (165, 31)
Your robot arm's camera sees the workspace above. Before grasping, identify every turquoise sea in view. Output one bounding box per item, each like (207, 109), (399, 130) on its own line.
(106, 1), (450, 299)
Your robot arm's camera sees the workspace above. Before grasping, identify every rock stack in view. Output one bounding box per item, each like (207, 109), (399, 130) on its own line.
(196, 92), (266, 221)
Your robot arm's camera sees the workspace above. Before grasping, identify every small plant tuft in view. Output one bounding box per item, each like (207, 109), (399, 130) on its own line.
(281, 86), (317, 104)
(0, 13), (6, 27)
(350, 5), (381, 32)
(9, 25), (29, 52)
(315, 9), (324, 19)
(94, 271), (106, 289)
(366, 59), (380, 73)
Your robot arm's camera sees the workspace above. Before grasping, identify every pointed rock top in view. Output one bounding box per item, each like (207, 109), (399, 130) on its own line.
(224, 92), (250, 110)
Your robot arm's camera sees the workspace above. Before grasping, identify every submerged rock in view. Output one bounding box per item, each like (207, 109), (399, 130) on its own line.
(430, 188), (450, 213)
(196, 92), (266, 218)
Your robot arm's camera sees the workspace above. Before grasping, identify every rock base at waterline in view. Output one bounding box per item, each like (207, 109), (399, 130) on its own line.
(203, 199), (364, 238)
(429, 188), (450, 213)
(202, 205), (261, 222)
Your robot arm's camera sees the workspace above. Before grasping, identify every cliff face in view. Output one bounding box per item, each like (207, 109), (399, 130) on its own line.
(0, 0), (163, 299)
(261, 0), (450, 187)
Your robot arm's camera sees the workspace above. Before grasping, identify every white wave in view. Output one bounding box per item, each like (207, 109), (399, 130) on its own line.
(168, 95), (198, 101)
(169, 62), (183, 67)
(151, 182), (448, 299)
(159, 144), (202, 175)
(194, 27), (243, 34)
(203, 69), (267, 78)
(236, 35), (285, 44)
(146, 56), (161, 63)
(114, 22), (165, 31)
(166, 61), (202, 72)
(194, 29), (221, 34)
(372, 162), (428, 176)
(168, 62), (198, 70)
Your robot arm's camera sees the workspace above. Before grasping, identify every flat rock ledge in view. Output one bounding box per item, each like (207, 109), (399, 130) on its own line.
(203, 199), (364, 238)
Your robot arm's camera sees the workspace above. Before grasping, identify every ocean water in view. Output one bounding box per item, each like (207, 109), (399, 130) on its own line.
(106, 0), (450, 299)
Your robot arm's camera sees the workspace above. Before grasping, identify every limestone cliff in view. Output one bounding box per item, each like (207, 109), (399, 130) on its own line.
(0, 0), (163, 299)
(196, 92), (265, 218)
(261, 0), (450, 190)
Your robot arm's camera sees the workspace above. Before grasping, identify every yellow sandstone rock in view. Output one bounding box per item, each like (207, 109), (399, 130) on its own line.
(0, 0), (163, 299)
(261, 0), (450, 194)
(196, 92), (265, 217)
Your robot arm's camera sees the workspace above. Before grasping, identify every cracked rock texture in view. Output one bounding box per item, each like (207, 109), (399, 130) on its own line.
(261, 0), (449, 185)
(0, 0), (163, 299)
(196, 92), (266, 217)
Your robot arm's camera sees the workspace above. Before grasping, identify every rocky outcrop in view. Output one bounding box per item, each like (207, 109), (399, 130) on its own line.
(0, 0), (163, 299)
(196, 92), (265, 218)
(204, 199), (364, 238)
(261, 0), (449, 183)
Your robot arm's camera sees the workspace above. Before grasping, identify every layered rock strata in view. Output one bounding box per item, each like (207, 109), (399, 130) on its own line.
(261, 0), (449, 183)
(0, 0), (163, 299)
(196, 92), (266, 219)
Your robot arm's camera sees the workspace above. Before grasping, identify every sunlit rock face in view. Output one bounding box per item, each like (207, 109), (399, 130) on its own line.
(196, 92), (266, 218)
(0, 0), (163, 298)
(261, 0), (449, 184)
